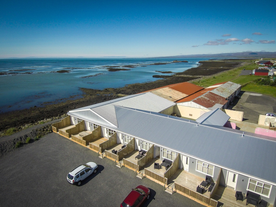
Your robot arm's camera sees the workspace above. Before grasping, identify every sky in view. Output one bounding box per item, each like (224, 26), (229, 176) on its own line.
(0, 0), (276, 58)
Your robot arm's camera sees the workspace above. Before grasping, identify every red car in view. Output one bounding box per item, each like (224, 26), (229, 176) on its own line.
(120, 185), (151, 207)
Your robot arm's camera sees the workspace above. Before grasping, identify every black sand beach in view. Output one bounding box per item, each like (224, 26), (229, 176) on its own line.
(0, 60), (242, 133)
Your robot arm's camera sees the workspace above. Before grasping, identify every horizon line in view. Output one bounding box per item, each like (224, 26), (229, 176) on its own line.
(0, 51), (276, 59)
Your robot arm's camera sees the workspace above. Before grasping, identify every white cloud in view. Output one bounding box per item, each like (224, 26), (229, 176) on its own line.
(225, 38), (239, 42)
(259, 40), (275, 44)
(253, 32), (262, 35)
(241, 38), (254, 44)
(204, 40), (227, 46)
(204, 38), (239, 46)
(192, 45), (199, 47)
(222, 34), (231, 37)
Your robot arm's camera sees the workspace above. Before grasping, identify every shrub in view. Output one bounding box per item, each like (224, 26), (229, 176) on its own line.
(35, 135), (41, 140)
(15, 141), (22, 148)
(5, 127), (16, 136)
(25, 137), (31, 144)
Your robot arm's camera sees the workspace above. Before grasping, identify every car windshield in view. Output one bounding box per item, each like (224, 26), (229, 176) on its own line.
(67, 174), (73, 179)
(134, 188), (145, 195)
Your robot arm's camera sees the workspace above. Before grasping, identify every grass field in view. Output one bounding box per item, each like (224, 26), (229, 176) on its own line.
(191, 59), (276, 97)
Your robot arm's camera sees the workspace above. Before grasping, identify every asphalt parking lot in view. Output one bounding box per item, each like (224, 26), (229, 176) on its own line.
(0, 133), (203, 207)
(232, 91), (276, 124)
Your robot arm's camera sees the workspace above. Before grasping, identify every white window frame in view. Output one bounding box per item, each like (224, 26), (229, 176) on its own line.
(140, 140), (151, 151)
(74, 117), (82, 124)
(89, 123), (98, 131)
(161, 148), (176, 161)
(122, 134), (132, 144)
(247, 178), (271, 198)
(105, 128), (115, 137)
(195, 160), (214, 176)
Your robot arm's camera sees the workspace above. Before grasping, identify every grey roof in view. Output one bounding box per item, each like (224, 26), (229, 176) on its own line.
(115, 106), (276, 184)
(211, 81), (241, 99)
(196, 108), (230, 127)
(68, 92), (175, 127)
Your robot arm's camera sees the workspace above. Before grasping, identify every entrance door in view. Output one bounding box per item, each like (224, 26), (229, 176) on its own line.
(182, 155), (189, 171)
(227, 171), (237, 189)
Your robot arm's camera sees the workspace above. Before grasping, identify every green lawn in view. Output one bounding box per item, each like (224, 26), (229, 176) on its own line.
(191, 60), (276, 98)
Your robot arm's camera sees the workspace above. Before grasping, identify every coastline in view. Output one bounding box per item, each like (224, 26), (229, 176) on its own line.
(0, 60), (242, 134)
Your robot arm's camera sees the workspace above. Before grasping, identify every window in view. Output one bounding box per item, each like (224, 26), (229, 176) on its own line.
(106, 128), (115, 137)
(74, 118), (82, 124)
(232, 174), (236, 182)
(162, 148), (176, 160)
(89, 123), (98, 131)
(80, 171), (85, 176)
(140, 140), (152, 151)
(122, 134), (132, 144)
(196, 160), (214, 176)
(247, 178), (271, 197)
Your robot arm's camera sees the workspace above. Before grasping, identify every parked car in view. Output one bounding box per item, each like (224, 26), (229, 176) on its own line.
(67, 162), (98, 186)
(266, 113), (276, 117)
(120, 185), (150, 207)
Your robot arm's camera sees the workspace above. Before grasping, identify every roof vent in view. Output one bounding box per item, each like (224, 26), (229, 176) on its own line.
(242, 132), (244, 137)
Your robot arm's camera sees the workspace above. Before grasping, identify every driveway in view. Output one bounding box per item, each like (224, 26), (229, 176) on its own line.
(0, 133), (203, 207)
(231, 91), (276, 124)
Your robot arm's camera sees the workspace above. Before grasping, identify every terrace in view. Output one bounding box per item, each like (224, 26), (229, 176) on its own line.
(143, 154), (180, 186)
(123, 144), (154, 172)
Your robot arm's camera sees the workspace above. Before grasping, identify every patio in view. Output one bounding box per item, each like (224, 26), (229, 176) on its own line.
(145, 157), (169, 176)
(71, 130), (92, 146)
(212, 186), (269, 207)
(171, 170), (212, 197)
(89, 137), (108, 152)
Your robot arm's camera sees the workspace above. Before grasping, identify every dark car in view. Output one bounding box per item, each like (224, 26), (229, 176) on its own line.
(121, 185), (150, 207)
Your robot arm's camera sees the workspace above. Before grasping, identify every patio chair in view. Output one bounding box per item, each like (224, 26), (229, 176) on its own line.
(208, 182), (215, 192)
(196, 186), (204, 194)
(235, 191), (243, 201)
(258, 199), (268, 207)
(206, 175), (213, 184)
(154, 163), (160, 169)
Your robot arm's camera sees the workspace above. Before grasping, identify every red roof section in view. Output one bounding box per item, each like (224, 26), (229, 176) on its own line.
(143, 82), (203, 96)
(176, 87), (214, 103)
(168, 82), (204, 95)
(193, 92), (228, 108)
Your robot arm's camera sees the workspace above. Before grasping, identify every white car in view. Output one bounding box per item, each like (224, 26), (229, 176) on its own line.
(67, 162), (98, 186)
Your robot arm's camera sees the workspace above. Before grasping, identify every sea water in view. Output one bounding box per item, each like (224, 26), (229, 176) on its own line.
(0, 58), (206, 113)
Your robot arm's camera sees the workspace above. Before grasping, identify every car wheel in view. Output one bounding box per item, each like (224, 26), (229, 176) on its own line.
(93, 169), (97, 174)
(77, 181), (82, 186)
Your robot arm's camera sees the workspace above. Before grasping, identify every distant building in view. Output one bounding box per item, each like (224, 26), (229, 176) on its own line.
(253, 69), (269, 76)
(257, 61), (273, 66)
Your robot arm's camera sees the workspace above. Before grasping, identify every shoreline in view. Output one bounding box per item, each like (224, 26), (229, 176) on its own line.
(0, 59), (242, 134)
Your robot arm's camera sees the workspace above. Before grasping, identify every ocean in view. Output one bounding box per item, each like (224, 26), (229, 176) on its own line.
(0, 58), (206, 113)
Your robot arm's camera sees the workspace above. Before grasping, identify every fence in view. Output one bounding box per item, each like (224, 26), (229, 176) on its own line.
(52, 116), (71, 132)
(144, 168), (168, 185)
(71, 135), (86, 146)
(105, 150), (119, 162)
(175, 183), (218, 207)
(89, 144), (100, 152)
(123, 159), (139, 172)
